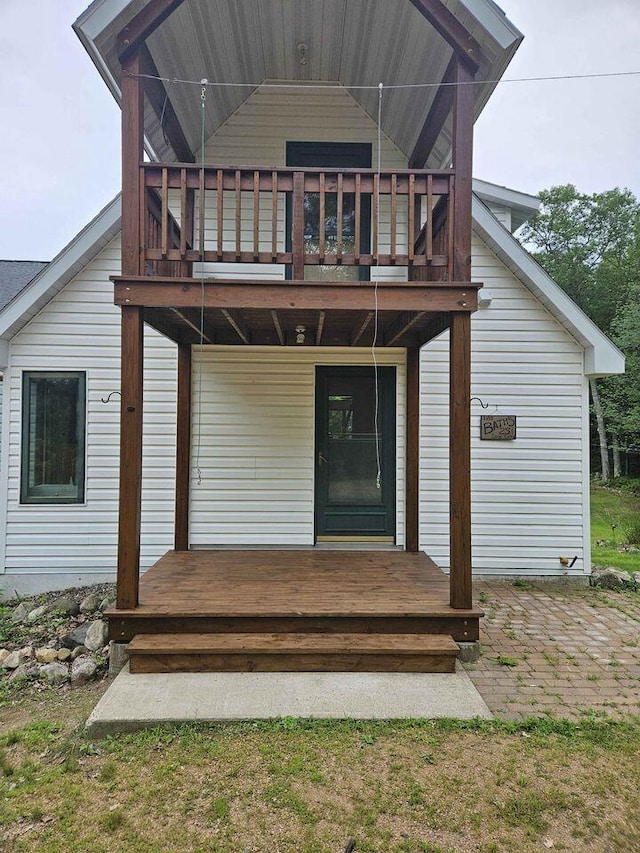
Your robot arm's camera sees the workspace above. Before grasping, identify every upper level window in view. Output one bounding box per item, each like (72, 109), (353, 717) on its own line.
(21, 372), (86, 504)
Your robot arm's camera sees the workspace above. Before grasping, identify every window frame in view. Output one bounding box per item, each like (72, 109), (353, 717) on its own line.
(20, 371), (87, 505)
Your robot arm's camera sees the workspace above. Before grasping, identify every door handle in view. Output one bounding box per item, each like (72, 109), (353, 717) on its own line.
(318, 452), (328, 467)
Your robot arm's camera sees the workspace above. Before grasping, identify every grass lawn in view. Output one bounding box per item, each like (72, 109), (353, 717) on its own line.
(591, 484), (640, 573)
(2, 690), (640, 853)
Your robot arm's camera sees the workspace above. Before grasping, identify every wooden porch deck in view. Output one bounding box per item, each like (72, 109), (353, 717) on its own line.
(108, 550), (482, 648)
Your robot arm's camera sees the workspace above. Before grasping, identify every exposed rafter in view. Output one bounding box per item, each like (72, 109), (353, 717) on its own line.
(384, 312), (427, 346)
(409, 56), (456, 169)
(139, 44), (193, 163)
(417, 313), (451, 346)
(351, 311), (375, 346)
(221, 308), (251, 345)
(316, 311), (326, 346)
(143, 307), (191, 345)
(118, 0), (186, 63)
(171, 308), (215, 343)
(270, 309), (285, 345)
(407, 0), (482, 73)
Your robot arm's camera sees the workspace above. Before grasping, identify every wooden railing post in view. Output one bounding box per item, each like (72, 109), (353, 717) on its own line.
(292, 171), (305, 279)
(175, 344), (192, 551)
(117, 47), (144, 610)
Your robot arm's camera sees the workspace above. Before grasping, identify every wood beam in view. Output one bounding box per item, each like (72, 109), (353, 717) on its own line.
(405, 347), (421, 552)
(451, 57), (475, 282)
(175, 344), (191, 551)
(449, 312), (472, 609)
(118, 0), (186, 63)
(409, 57), (456, 169)
(121, 50), (144, 277)
(139, 44), (193, 163)
(114, 278), (481, 314)
(316, 311), (326, 345)
(351, 311), (374, 346)
(117, 306), (144, 609)
(384, 312), (426, 346)
(408, 0), (481, 73)
(271, 310), (285, 345)
(221, 309), (251, 344)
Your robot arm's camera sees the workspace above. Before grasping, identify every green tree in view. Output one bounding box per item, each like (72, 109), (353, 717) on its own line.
(519, 185), (640, 480)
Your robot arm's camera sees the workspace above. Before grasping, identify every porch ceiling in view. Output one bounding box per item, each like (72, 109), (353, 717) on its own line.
(75, 0), (522, 167)
(142, 305), (451, 348)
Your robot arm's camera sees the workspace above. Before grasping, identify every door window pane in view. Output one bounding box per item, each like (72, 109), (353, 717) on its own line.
(326, 378), (383, 505)
(21, 372), (86, 503)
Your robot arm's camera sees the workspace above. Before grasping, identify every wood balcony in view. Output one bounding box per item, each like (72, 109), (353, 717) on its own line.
(140, 162), (456, 281)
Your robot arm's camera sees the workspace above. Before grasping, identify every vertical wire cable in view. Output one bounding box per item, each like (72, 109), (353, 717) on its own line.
(372, 83), (383, 489)
(195, 80), (207, 486)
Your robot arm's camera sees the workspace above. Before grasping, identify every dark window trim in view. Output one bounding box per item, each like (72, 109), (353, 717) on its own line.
(20, 371), (86, 505)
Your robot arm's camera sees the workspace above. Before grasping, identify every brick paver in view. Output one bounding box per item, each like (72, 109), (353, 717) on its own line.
(464, 580), (640, 719)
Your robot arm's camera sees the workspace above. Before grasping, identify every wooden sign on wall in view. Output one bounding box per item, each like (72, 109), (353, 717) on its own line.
(480, 415), (517, 441)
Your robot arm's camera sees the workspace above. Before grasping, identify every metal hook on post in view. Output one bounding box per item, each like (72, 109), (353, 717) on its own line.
(470, 397), (489, 409)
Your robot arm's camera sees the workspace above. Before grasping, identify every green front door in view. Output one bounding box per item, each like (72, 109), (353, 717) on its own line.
(315, 367), (396, 540)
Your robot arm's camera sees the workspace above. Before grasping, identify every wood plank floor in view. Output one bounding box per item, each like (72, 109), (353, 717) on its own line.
(122, 550), (479, 619)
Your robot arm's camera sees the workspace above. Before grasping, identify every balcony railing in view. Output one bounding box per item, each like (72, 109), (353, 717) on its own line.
(141, 163), (455, 280)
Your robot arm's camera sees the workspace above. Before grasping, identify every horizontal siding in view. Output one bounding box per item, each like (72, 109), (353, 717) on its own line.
(419, 234), (586, 575)
(2, 236), (178, 578)
(190, 348), (406, 547)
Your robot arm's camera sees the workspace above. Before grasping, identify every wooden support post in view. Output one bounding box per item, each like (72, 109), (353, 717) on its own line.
(451, 57), (475, 282)
(405, 347), (421, 552)
(121, 49), (144, 278)
(449, 312), (472, 609)
(117, 306), (144, 609)
(448, 53), (474, 608)
(117, 47), (144, 610)
(175, 344), (192, 550)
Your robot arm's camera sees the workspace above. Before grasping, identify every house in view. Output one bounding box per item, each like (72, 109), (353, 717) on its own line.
(0, 0), (624, 673)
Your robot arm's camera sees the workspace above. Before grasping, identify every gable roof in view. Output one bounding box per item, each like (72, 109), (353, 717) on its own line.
(73, 0), (523, 167)
(473, 179), (539, 232)
(472, 194), (624, 377)
(0, 197), (121, 343)
(0, 189), (624, 379)
(0, 260), (48, 312)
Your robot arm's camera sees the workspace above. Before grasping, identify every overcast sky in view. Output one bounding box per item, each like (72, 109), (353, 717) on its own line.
(0, 0), (638, 261)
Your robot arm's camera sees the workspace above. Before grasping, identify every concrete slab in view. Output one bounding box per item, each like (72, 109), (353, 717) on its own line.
(85, 664), (492, 738)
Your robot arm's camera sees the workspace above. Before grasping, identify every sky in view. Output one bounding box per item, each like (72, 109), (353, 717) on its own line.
(0, 0), (639, 261)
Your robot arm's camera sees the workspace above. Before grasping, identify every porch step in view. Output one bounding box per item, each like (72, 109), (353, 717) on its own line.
(127, 632), (460, 674)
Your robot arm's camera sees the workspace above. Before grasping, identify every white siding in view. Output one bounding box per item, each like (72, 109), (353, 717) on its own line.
(190, 348), (406, 547)
(1, 236), (177, 584)
(419, 233), (587, 575)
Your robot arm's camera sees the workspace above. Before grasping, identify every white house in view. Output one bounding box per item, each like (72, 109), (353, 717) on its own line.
(0, 0), (625, 674)
(0, 179), (623, 598)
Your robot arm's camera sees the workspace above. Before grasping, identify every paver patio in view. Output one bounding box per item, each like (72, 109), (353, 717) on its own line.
(464, 580), (640, 719)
